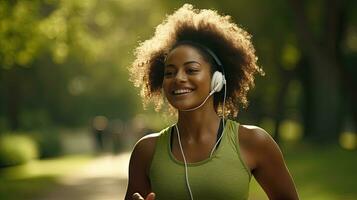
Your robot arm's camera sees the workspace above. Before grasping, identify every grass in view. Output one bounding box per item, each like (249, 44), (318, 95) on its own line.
(249, 144), (357, 200)
(1, 146), (356, 200)
(0, 155), (93, 200)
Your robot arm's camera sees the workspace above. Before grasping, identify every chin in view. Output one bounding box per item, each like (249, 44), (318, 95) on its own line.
(170, 101), (200, 111)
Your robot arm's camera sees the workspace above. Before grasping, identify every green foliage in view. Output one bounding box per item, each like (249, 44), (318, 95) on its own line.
(0, 0), (169, 128)
(0, 133), (38, 167)
(0, 1), (43, 68)
(29, 129), (62, 158)
(18, 109), (53, 130)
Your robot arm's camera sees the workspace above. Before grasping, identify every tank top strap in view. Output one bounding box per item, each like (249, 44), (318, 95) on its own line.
(224, 119), (252, 178)
(225, 119), (239, 148)
(150, 125), (173, 168)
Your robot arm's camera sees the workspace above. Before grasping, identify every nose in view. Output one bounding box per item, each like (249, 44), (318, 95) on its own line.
(175, 70), (187, 82)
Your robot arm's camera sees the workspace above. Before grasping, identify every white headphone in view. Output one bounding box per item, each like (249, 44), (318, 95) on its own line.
(211, 71), (226, 93)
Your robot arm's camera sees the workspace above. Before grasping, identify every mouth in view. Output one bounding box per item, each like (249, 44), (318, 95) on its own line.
(172, 88), (194, 95)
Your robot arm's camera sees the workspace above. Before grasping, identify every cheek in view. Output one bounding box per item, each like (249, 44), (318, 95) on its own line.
(162, 79), (171, 95)
(195, 74), (212, 92)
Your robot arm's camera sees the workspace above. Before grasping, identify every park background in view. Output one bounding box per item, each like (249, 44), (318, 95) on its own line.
(0, 0), (356, 199)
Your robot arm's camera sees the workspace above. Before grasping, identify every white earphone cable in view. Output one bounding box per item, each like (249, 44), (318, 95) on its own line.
(209, 81), (227, 157)
(175, 76), (227, 200)
(175, 125), (194, 200)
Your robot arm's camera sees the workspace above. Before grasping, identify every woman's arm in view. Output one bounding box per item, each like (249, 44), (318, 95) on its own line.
(242, 126), (299, 200)
(125, 134), (158, 200)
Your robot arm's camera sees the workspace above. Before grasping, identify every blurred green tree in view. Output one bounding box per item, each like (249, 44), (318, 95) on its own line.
(288, 0), (357, 142)
(0, 0), (166, 131)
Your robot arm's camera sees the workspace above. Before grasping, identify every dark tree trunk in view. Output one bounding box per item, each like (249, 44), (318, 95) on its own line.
(332, 0), (357, 130)
(297, 56), (314, 139)
(3, 67), (21, 130)
(273, 69), (292, 144)
(289, 0), (345, 143)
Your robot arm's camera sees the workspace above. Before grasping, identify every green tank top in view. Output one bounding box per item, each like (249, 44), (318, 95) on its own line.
(149, 119), (252, 200)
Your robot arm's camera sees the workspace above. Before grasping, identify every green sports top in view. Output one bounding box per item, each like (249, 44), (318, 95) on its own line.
(149, 119), (252, 200)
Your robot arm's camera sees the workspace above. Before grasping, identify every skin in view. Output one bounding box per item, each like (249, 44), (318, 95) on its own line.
(125, 45), (299, 200)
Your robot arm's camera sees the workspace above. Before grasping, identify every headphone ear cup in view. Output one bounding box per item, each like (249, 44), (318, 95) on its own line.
(211, 71), (224, 92)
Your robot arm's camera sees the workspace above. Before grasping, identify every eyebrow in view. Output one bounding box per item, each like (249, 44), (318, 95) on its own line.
(165, 61), (201, 67)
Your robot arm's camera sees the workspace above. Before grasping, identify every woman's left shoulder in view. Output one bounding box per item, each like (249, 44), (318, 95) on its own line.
(238, 125), (275, 146)
(237, 124), (282, 161)
(237, 124), (299, 199)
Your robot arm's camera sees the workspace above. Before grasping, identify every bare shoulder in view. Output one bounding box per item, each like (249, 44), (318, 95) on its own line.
(125, 133), (161, 199)
(238, 125), (276, 149)
(129, 132), (162, 176)
(238, 125), (299, 199)
(238, 125), (282, 166)
(131, 132), (161, 164)
(134, 133), (161, 150)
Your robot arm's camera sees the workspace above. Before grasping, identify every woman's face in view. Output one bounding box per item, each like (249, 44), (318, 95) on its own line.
(162, 45), (212, 110)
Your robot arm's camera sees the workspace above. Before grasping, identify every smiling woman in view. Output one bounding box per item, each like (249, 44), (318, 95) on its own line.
(126, 4), (299, 200)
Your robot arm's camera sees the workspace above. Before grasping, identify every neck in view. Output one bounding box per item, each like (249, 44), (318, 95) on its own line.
(177, 101), (221, 141)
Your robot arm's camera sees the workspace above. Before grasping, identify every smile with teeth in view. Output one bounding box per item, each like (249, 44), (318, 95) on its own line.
(172, 88), (193, 95)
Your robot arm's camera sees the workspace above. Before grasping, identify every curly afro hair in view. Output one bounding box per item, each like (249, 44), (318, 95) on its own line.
(129, 4), (264, 118)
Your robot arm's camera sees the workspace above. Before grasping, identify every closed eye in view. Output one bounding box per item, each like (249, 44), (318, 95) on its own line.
(164, 70), (175, 77)
(187, 67), (200, 74)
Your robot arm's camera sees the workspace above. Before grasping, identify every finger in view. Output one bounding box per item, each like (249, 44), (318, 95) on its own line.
(132, 193), (144, 200)
(146, 192), (156, 200)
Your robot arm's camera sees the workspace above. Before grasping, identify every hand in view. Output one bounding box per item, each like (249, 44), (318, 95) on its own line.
(132, 192), (155, 200)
